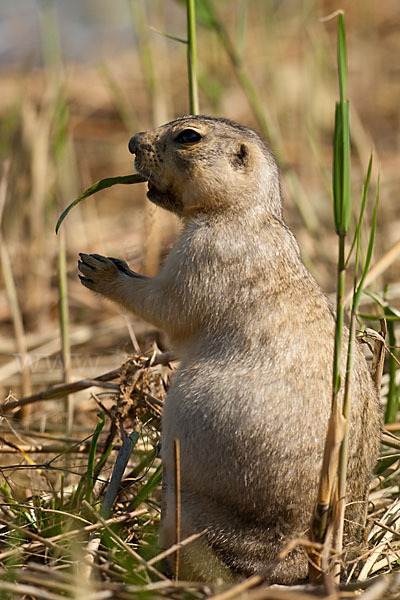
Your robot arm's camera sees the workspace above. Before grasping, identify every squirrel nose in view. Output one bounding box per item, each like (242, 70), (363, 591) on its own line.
(129, 132), (153, 155)
(128, 134), (139, 154)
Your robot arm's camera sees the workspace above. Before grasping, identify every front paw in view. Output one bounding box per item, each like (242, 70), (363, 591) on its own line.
(78, 253), (135, 297)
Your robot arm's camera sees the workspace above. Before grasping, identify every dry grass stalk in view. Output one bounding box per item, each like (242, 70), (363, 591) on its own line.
(0, 316), (159, 385)
(208, 574), (264, 600)
(0, 582), (74, 600)
(0, 161), (32, 422)
(82, 500), (170, 582)
(357, 572), (400, 600)
(21, 97), (53, 331)
(383, 424), (400, 433)
(0, 352), (173, 415)
(371, 320), (387, 390)
(244, 589), (338, 600)
(147, 528), (208, 566)
(174, 437), (182, 579)
(0, 509), (148, 564)
(359, 498), (400, 580)
(0, 439), (91, 454)
(309, 399), (346, 582)
(79, 531), (103, 582)
(344, 241), (400, 307)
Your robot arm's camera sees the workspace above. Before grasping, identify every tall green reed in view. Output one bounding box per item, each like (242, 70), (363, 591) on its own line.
(335, 163), (378, 556)
(331, 14), (351, 406)
(38, 0), (74, 435)
(129, 0), (168, 125)
(312, 14), (380, 580)
(200, 0), (319, 234)
(187, 0), (199, 114)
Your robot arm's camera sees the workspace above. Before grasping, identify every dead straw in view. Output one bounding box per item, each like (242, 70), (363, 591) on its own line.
(0, 352), (173, 415)
(174, 437), (181, 579)
(0, 161), (32, 422)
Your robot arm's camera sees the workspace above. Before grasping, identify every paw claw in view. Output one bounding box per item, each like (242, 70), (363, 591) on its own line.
(108, 257), (134, 276)
(91, 253), (108, 263)
(77, 251), (141, 295)
(79, 274), (93, 286)
(78, 259), (95, 272)
(78, 252), (110, 271)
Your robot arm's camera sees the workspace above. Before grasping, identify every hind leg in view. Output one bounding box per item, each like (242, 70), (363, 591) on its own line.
(160, 476), (234, 582)
(161, 480), (309, 583)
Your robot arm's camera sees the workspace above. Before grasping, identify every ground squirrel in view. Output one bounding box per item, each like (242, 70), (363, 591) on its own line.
(78, 115), (381, 584)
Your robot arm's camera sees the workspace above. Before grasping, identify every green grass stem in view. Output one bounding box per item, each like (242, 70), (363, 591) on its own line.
(100, 62), (140, 133)
(358, 312), (400, 322)
(312, 14), (356, 572)
(58, 230), (72, 436)
(129, 0), (168, 125)
(329, 15), (352, 573)
(201, 0), (319, 234)
(187, 0), (199, 114)
(384, 309), (400, 423)
(202, 0), (273, 142)
(37, 0), (63, 73)
(344, 155), (373, 268)
(331, 14), (351, 401)
(85, 413), (106, 504)
(336, 173), (379, 555)
(71, 414), (106, 509)
(129, 1), (157, 110)
(337, 14), (347, 104)
(236, 0), (248, 62)
(55, 174), (146, 233)
(131, 463), (163, 510)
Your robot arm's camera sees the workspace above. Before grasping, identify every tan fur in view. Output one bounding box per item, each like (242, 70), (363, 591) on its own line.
(78, 116), (381, 584)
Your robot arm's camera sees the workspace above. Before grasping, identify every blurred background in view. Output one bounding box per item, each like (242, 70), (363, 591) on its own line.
(0, 0), (399, 425)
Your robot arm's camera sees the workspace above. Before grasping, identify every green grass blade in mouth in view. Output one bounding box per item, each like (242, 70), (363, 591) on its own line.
(55, 173), (146, 233)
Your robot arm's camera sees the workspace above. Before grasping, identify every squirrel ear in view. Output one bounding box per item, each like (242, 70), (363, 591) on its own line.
(231, 143), (249, 169)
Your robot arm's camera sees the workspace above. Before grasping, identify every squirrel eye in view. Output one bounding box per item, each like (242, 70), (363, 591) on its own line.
(174, 129), (202, 144)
